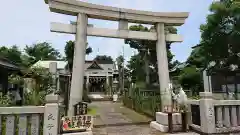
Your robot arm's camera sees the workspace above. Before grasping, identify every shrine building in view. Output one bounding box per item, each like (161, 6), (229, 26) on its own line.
(32, 60), (119, 96)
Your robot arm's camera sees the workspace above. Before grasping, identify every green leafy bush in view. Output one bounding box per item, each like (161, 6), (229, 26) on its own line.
(0, 92), (12, 107)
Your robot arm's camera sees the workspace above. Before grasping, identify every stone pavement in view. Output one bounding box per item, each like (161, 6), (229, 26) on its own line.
(90, 101), (198, 135)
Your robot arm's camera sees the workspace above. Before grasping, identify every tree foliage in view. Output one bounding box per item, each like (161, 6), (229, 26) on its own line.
(186, 46), (207, 68)
(116, 55), (125, 90)
(64, 40), (92, 70)
(24, 42), (62, 66)
(178, 66), (203, 94)
(126, 54), (144, 82)
(22, 67), (54, 105)
(200, 0), (240, 70)
(0, 42), (62, 67)
(94, 55), (113, 63)
(0, 45), (23, 66)
(0, 67), (54, 106)
(125, 24), (179, 84)
(178, 0), (240, 94)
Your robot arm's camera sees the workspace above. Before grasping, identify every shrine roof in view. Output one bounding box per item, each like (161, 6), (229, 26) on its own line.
(32, 60), (116, 70)
(32, 60), (67, 69)
(85, 60), (113, 64)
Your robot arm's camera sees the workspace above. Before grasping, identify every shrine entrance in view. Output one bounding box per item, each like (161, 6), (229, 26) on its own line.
(89, 76), (106, 93)
(44, 0), (189, 118)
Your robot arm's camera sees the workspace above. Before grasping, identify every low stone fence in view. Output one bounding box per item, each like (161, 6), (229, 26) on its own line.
(188, 92), (240, 134)
(0, 94), (60, 135)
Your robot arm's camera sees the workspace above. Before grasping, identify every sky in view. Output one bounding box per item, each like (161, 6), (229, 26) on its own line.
(0, 0), (214, 63)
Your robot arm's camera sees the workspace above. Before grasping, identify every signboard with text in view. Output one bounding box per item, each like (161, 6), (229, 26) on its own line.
(61, 115), (93, 133)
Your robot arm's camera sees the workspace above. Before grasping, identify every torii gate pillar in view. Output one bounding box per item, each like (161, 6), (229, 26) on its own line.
(156, 23), (172, 110)
(67, 13), (88, 116)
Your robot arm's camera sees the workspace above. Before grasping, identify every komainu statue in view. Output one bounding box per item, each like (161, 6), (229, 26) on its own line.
(171, 84), (188, 112)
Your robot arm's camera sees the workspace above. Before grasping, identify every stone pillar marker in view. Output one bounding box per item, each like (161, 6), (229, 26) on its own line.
(86, 75), (89, 86)
(43, 94), (60, 135)
(49, 62), (57, 92)
(68, 13), (88, 116)
(156, 23), (172, 110)
(203, 70), (212, 92)
(106, 72), (109, 85)
(86, 74), (90, 93)
(199, 92), (216, 133)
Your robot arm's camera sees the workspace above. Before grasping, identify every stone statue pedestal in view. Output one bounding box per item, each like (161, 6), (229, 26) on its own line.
(150, 112), (182, 132)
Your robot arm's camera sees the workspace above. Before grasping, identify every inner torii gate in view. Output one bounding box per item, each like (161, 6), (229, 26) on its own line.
(44, 0), (189, 121)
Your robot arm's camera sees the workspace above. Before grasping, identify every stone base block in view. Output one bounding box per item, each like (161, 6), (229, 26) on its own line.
(156, 112), (182, 125)
(150, 112), (183, 132)
(62, 131), (93, 135)
(150, 121), (182, 133)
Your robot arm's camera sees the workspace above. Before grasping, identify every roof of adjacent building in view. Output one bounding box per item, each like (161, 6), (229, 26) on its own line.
(169, 62), (188, 72)
(0, 57), (20, 70)
(32, 60), (67, 69)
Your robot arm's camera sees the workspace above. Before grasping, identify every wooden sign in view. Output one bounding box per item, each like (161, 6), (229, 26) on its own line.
(74, 102), (88, 115)
(61, 115), (93, 133)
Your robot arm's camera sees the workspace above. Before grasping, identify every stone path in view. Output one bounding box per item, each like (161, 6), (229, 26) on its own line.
(90, 101), (198, 135)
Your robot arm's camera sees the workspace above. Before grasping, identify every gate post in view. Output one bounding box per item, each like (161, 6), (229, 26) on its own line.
(199, 92), (216, 134)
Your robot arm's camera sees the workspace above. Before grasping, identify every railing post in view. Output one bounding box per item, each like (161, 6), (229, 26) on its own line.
(199, 92), (216, 134)
(43, 94), (60, 135)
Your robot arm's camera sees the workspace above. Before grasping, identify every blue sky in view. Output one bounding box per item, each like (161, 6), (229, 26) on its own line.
(0, 0), (214, 62)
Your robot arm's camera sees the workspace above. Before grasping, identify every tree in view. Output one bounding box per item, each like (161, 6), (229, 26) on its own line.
(126, 54), (145, 82)
(200, 0), (240, 71)
(64, 40), (92, 71)
(125, 24), (178, 85)
(24, 42), (62, 66)
(22, 67), (54, 105)
(178, 66), (203, 95)
(187, 46), (207, 69)
(176, 0), (240, 95)
(116, 55), (124, 90)
(0, 45), (23, 66)
(94, 55), (113, 63)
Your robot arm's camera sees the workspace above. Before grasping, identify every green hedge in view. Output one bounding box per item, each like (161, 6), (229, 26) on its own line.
(123, 88), (161, 118)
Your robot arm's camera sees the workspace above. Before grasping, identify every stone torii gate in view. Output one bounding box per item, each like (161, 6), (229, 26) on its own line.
(44, 0), (189, 119)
